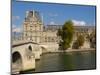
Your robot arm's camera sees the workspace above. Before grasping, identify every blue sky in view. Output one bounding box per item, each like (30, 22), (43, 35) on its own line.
(12, 1), (96, 32)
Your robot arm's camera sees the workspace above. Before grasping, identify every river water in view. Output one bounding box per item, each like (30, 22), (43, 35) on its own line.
(21, 51), (96, 74)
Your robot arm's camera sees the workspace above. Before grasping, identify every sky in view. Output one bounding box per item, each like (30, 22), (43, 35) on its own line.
(12, 0), (96, 33)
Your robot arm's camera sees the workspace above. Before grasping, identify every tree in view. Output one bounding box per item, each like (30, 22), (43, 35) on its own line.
(72, 41), (79, 49)
(89, 30), (96, 48)
(57, 20), (74, 50)
(76, 34), (85, 48)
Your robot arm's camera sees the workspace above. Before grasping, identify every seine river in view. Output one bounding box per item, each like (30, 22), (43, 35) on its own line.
(21, 50), (96, 74)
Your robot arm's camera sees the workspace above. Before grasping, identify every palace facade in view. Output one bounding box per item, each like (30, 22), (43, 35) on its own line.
(13, 10), (95, 49)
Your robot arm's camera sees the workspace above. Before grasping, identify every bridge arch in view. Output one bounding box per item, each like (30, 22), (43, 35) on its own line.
(40, 46), (48, 53)
(12, 51), (23, 70)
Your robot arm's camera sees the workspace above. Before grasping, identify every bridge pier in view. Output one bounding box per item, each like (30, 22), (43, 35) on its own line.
(34, 50), (42, 60)
(21, 55), (35, 71)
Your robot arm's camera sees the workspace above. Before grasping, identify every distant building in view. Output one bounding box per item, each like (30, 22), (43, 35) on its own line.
(14, 10), (95, 48)
(23, 10), (43, 43)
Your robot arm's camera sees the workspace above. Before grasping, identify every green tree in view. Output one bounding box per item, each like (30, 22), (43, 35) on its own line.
(57, 20), (74, 50)
(76, 34), (85, 48)
(89, 30), (96, 48)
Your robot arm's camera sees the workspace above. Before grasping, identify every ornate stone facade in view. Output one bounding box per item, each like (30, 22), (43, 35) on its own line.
(22, 10), (95, 48)
(23, 11), (43, 43)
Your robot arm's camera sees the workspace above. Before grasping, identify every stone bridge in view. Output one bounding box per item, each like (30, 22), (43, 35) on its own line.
(12, 40), (48, 74)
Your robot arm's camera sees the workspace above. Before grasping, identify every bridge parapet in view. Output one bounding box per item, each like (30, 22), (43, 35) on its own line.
(12, 40), (30, 45)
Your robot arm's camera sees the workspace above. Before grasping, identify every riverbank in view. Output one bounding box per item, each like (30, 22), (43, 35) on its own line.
(47, 48), (95, 53)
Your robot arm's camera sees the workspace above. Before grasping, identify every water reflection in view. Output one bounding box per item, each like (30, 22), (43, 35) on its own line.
(59, 52), (76, 70)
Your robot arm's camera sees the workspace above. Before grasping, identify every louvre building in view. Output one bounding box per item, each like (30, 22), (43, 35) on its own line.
(13, 10), (95, 49)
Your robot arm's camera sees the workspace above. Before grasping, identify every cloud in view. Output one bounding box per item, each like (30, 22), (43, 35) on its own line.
(12, 24), (22, 33)
(12, 16), (20, 21)
(12, 28), (22, 33)
(49, 21), (56, 25)
(12, 24), (16, 28)
(72, 20), (86, 26)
